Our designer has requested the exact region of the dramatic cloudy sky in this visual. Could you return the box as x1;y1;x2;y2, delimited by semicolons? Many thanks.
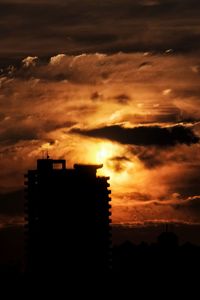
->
1;0;200;229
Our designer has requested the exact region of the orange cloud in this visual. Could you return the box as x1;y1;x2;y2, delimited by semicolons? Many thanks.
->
1;52;200;225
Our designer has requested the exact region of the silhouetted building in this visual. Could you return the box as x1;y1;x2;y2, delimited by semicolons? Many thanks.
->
157;231;179;249
24;159;112;275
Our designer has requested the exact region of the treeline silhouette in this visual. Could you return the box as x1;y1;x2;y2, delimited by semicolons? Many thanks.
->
0;230;200;276
113;231;200;273
1;158;200;278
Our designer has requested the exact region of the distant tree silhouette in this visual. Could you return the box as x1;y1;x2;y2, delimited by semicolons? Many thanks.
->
113;228;200;273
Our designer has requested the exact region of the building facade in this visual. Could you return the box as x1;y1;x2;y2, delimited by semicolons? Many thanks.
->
25;159;112;275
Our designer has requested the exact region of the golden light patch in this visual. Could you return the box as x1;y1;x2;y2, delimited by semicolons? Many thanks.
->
88;141;135;187
96;142;116;164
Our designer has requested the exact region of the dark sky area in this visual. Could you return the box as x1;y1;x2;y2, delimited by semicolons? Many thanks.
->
1;0;200;63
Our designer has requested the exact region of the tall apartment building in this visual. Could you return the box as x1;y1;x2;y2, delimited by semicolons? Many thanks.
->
24;158;112;275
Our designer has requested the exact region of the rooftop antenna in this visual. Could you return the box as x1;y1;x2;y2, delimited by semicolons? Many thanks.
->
46;150;50;159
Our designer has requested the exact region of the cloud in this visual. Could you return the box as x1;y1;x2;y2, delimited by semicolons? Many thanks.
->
115;191;153;202
0;127;38;145
131;144;200;170
0;119;74;146
166;164;200;198
2;51;200;90
1;51;200;225
71;125;199;146
1;0;200;61
118;105;182;124
114;94;130;104
49;54;66;65
71;33;118;46
174;196;200;210
138;61;153;70
113;193;200;224
107;156;132;172
22;56;38;68
132;147;166;169
90;91;103;101
140;0;160;6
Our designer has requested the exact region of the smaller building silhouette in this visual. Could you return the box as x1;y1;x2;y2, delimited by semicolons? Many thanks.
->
24;158;112;275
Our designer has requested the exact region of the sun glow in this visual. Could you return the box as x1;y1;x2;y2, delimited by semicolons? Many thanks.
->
88;141;134;186
96;143;115;164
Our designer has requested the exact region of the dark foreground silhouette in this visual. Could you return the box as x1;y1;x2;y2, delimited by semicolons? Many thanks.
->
1;232;200;278
0;228;200;279
24;159;112;275
113;230;200;274
1;158;200;279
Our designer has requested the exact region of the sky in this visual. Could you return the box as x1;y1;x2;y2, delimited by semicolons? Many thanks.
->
1;0;200;230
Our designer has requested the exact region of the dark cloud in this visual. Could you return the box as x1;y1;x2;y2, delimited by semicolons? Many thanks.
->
0;120;73;146
90;92;103;101
42;120;76;133
106;156;131;172
0;113;6;121
132;147;165;169
71;33;118;46
174;89;200;99
116;191;153;201
0;127;38;145
168;165;200;198
133;144;200;171
1;0;200;61
167;196;200;222
71;125;199;146
174;196;200;210
120;107;182;124
114;94;130;104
